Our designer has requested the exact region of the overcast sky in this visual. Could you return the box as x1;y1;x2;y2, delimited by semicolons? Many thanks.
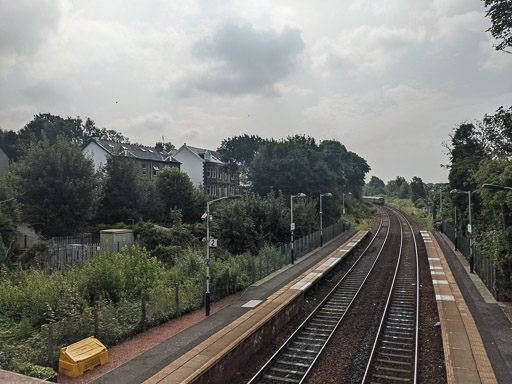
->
1;0;511;183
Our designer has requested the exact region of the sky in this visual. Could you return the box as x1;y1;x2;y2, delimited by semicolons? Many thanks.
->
1;0;511;184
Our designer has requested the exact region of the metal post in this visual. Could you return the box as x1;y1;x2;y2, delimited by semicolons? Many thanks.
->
440;187;443;232
469;191;473;273
454;206;458;251
290;193;305;264
320;195;323;247
291;195;295;264
206;201;211;316
204;194;241;316
319;193;332;247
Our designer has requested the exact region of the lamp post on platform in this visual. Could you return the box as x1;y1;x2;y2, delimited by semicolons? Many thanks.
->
291;193;306;264
319;193;332;247
450;189;472;273
204;194;241;316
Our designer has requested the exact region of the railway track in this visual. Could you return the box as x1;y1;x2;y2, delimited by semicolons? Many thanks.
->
248;210;392;384
362;208;419;384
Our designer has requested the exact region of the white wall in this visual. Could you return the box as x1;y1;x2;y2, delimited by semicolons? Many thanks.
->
83;141;108;171
173;148;203;188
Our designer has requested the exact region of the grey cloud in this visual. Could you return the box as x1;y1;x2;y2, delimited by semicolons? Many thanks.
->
0;0;63;55
180;22;306;96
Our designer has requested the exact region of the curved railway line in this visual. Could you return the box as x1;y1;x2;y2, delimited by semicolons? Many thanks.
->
249;206;421;384
362;208;420;384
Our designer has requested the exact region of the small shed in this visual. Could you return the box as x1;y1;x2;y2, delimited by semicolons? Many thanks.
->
100;229;134;252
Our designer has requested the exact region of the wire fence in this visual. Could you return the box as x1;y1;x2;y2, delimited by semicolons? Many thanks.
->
442;222;497;298
35;221;349;369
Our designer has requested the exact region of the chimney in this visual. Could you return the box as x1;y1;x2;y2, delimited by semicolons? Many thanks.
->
155;142;164;152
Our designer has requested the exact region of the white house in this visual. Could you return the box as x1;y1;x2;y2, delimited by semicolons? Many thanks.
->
173;144;237;196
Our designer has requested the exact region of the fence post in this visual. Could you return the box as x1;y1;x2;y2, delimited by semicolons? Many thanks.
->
175;284;179;314
94;305;99;337
141;293;147;331
48;323;54;365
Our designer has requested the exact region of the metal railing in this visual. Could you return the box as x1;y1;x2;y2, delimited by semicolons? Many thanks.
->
443;222;497;298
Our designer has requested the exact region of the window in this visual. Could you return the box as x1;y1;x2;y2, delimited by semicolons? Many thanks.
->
224;172;228;181
207;168;211;178
212;168;217;179
142;164;147;175
206;185;211;195
153;166;159;176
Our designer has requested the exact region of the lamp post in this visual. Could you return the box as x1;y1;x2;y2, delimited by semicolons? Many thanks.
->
450;189;473;273
204;194;241;316
454;206;458;251
320;193;332;247
482;184;512;191
342;192;351;231
291;193;306;264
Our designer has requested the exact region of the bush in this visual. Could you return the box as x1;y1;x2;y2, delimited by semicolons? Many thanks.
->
9;360;56;380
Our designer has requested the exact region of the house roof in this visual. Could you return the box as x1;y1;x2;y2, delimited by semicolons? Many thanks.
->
86;138;180;163
181;145;223;164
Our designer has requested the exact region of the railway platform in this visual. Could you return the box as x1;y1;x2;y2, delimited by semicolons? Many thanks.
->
427;231;512;384
93;230;367;384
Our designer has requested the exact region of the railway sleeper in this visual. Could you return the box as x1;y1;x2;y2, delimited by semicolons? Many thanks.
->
277;358;310;367
381;345;413;353
296;335;325;342
287;347;317;354
269;367;306;376
263;373;301;383
372;373;412;382
382;339;414;347
380;352;412;360
382;334;414;341
376;358;412;366
375;365;412;374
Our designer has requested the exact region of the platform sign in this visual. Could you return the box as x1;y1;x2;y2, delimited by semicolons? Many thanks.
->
467;224;472;234
205;259;210;267
209;238;218;248
291;223;295;231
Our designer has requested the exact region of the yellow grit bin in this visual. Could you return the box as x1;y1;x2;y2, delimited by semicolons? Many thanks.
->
59;336;108;377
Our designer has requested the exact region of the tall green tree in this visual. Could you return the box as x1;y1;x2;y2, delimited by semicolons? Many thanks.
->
156;167;197;222
410;176;426;202
7;136;97;237
97;155;147;224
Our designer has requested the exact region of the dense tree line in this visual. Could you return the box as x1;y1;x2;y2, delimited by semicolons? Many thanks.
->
443;106;512;297
0;114;372;261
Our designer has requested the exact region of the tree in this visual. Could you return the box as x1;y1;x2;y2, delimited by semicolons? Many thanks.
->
483;0;512;53
218;134;264;184
410;176;426;202
156;167;197;222
365;176;386;195
7;136;97;237
5;114;129;161
97;154;147;224
163;142;176;152
218;134;265;167
386;176;410;199
482;106;512;157
0;178;19;264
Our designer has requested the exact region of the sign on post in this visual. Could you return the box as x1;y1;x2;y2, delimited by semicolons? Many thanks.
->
209;238;218;248
467;224;472;234
290;223;295;231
